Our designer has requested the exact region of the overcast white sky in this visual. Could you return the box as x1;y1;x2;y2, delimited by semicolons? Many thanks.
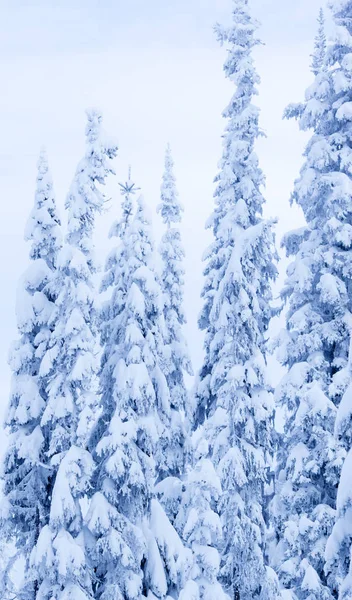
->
0;0;325;438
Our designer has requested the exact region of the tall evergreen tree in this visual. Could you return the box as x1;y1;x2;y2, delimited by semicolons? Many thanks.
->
320;1;352;598
190;1;278;598
0;150;62;599
156;145;193;520
86;194;188;600
29;109;118;600
273;4;352;599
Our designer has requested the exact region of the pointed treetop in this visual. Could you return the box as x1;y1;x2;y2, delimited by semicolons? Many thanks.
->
66;109;118;252
118;165;141;198
157;144;183;227
30;148;53;212
115;167;140;237
37;145;49;171
215;0;261;55
85;107;102;142
310;8;326;75
210;0;265;236
24;147;61;268
85;107;118;160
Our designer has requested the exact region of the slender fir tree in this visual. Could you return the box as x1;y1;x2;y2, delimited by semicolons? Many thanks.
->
155;145;193;522
311;8;326;76
29;109;118;600
89;168;140;454
273;4;351;599
86;194;188;599
189;1;279;598
0;150;62;600
320;1;352;598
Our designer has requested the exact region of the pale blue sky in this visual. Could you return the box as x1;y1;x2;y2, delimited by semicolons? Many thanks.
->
0;0;324;436
0;0;323;54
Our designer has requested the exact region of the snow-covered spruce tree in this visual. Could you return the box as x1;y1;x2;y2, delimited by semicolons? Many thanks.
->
272;6;352;600
155;145;193;519
189;1;279;598
320;2;352;598
100;170;139;406
89;169;139;454
0;149;62;600
86;195;188;600
28;109;118;600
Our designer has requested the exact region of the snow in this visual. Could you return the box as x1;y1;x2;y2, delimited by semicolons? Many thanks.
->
145;527;168;598
337;101;352;120
53;529;86;578
16;425;44;463
318;272;346;305
301;560;321;591
335;382;352;439
50;446;94;526
180;580;200;600
190;3;278;597
325;507;352;564
336;449;352;513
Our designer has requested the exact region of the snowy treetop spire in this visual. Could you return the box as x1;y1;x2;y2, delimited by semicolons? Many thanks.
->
194;1;278;597
118;165;140;198
310;8;326;75
157;144;184;227
25;148;61;269
66;109;118;256
211;0;265;241
215;0;261;86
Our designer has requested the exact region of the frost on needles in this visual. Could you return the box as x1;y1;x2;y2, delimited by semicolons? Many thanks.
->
87;190;190;599
156;145;193;519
